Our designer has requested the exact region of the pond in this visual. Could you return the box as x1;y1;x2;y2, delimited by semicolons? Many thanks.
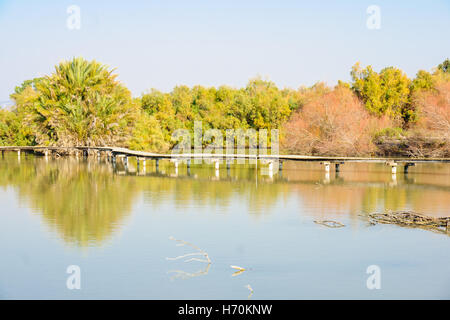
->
0;153;449;299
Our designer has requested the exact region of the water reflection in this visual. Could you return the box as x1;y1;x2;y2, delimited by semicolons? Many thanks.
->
0;154;449;247
0;155;138;246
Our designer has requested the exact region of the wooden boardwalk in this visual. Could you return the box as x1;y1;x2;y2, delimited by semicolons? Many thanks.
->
1;145;449;161
1;145;449;173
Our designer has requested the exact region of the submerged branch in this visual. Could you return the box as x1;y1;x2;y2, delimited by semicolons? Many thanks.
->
167;236;212;264
367;210;450;235
314;220;346;228
166;237;212;280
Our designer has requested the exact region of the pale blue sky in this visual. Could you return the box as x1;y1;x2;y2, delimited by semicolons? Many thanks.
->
0;0;449;101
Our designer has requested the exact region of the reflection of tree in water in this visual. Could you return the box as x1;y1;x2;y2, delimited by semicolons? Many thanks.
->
139;167;290;214
0;156;448;245
360;186;450;218
0;156;139;246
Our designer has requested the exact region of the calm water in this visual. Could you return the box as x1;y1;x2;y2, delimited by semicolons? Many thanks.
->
0;153;449;299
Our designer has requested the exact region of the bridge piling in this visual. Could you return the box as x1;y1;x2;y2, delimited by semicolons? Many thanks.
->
268;161;273;172
1;147;449;177
404;162;415;174
387;162;398;174
213;159;220;170
321;161;331;172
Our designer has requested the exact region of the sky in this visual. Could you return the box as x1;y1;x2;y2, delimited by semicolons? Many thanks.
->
0;0;449;102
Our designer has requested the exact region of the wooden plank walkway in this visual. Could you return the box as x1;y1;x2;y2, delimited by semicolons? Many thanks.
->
0;146;449;163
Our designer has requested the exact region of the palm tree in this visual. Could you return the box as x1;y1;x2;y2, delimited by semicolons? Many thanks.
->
13;57;139;147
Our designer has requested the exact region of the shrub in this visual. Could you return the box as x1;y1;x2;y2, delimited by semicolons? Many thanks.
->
406;78;450;157
282;86;393;156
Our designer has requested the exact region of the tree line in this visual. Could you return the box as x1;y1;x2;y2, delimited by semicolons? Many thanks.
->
0;57;448;156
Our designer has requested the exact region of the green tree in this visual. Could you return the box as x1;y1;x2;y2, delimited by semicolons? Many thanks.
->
437;58;450;73
245;78;291;130
0;109;35;146
128;112;169;152
11;57;140;147
140;89;182;142
351;63;410;121
411;70;434;92
13;77;43;95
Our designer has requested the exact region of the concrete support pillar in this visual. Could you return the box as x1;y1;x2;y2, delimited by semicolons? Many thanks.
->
214;159;220;170
171;159;179;176
44;150;49;161
404;162;415;174
268;161;274;172
335;163;340;172
279;160;283;171
187;159;191;169
324;172;330;184
1;150;4;159
321;161;330;172
17;150;21;159
155;159;159;172
112;154;117;171
142;159;146;173
387;162;398;174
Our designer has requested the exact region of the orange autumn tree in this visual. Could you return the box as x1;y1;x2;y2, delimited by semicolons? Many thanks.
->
282;86;392;156
408;75;450;157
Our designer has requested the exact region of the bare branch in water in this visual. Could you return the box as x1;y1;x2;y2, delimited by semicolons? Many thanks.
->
367;211;450;235
314;220;346;228
245;284;254;299
167;236;212;264
166;236;212;280
231;265;246;277
167;264;211;281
